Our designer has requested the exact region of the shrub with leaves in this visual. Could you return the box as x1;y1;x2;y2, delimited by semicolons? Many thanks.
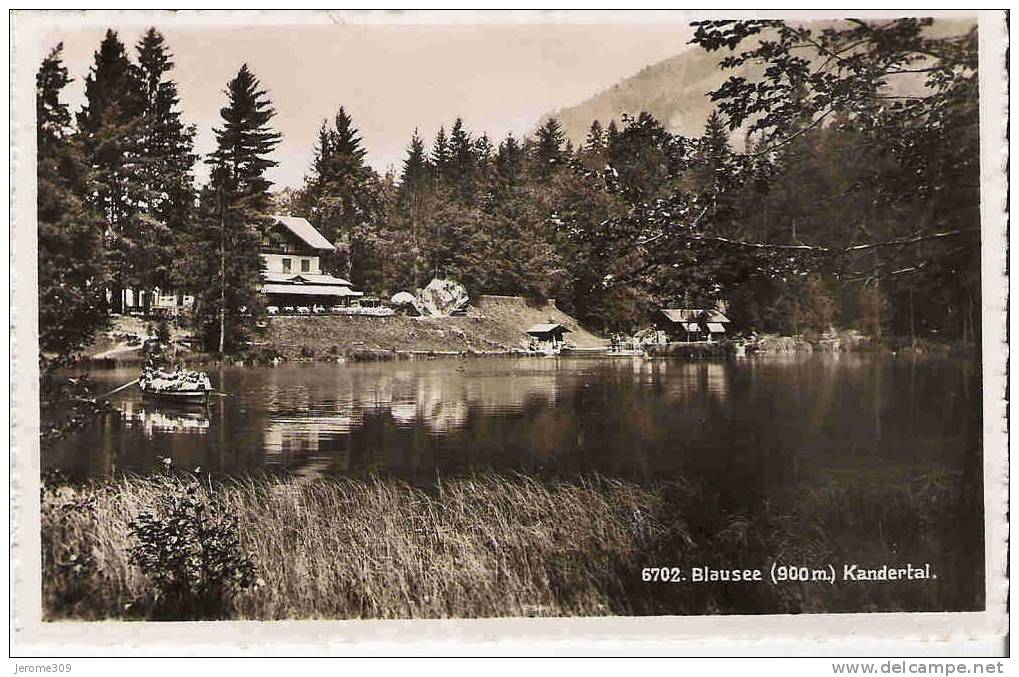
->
128;480;258;618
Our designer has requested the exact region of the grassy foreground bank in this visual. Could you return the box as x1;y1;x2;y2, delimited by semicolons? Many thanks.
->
42;471;978;620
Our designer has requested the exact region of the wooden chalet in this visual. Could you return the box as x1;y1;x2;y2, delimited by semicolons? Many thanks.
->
260;215;363;311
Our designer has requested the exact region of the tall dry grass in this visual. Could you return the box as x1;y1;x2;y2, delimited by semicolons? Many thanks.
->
42;470;978;620
43;474;669;619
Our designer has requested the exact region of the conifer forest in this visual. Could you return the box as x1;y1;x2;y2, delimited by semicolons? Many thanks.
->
37;19;981;363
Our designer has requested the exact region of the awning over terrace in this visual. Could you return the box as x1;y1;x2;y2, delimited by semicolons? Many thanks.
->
260;284;363;297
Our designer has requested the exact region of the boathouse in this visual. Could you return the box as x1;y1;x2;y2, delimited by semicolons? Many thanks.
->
259;215;364;311
525;322;571;353
658;309;730;342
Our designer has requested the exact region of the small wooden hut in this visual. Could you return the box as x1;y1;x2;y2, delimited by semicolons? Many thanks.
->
525;323;571;354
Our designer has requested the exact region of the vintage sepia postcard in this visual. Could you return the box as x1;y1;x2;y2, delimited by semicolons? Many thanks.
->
9;9;1008;657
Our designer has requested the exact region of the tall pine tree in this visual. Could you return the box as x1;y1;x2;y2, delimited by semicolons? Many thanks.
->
385;129;432;288
447;117;476;195
197;63;282;353
693;110;740;233
430;125;450;180
134;28;197;292
37;44;108;365
399;129;430;197
494;134;525;187
534;117;566;176
76;29;149;309
295;107;380;285
585;120;605;152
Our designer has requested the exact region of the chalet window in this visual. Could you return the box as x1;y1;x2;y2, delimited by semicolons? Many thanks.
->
301;259;311;273
282;258;292;273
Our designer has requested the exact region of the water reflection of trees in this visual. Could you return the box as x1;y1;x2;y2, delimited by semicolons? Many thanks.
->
50;358;979;503
53;355;985;611
46;397;217;479
260;363;564;474
257;359;740;481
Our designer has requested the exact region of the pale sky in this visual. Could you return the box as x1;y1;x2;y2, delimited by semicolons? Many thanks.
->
41;14;697;189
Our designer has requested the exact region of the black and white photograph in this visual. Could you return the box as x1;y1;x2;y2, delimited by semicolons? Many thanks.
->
10;8;1008;656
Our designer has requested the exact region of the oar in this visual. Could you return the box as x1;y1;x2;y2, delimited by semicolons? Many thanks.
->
95;378;139;401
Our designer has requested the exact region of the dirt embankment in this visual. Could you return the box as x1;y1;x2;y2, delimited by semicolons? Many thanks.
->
473;295;606;349
261;295;606;360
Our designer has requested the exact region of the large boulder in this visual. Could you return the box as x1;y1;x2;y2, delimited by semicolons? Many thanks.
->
416;278;469;317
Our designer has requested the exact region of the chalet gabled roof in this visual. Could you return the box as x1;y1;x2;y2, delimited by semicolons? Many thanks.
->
706;310;730;323
270;215;335;251
659;309;701;323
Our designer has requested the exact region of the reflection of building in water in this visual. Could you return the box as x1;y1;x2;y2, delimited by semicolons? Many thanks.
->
260;362;565;474
264;415;358;452
416;391;469;433
390;401;417;425
376;368;557;431
119;400;209;438
705;363;727;403
653;361;729;405
263;415;359;476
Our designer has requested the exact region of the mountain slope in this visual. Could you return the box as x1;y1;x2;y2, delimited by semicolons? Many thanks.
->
546;45;744;145
545;18;976;146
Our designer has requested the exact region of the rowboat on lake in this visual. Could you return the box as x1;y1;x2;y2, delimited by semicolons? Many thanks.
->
138;367;213;405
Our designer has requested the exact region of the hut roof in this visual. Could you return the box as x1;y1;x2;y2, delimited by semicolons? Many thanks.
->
526;323;571;336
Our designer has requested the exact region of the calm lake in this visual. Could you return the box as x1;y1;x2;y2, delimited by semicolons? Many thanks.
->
47;354;981;506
